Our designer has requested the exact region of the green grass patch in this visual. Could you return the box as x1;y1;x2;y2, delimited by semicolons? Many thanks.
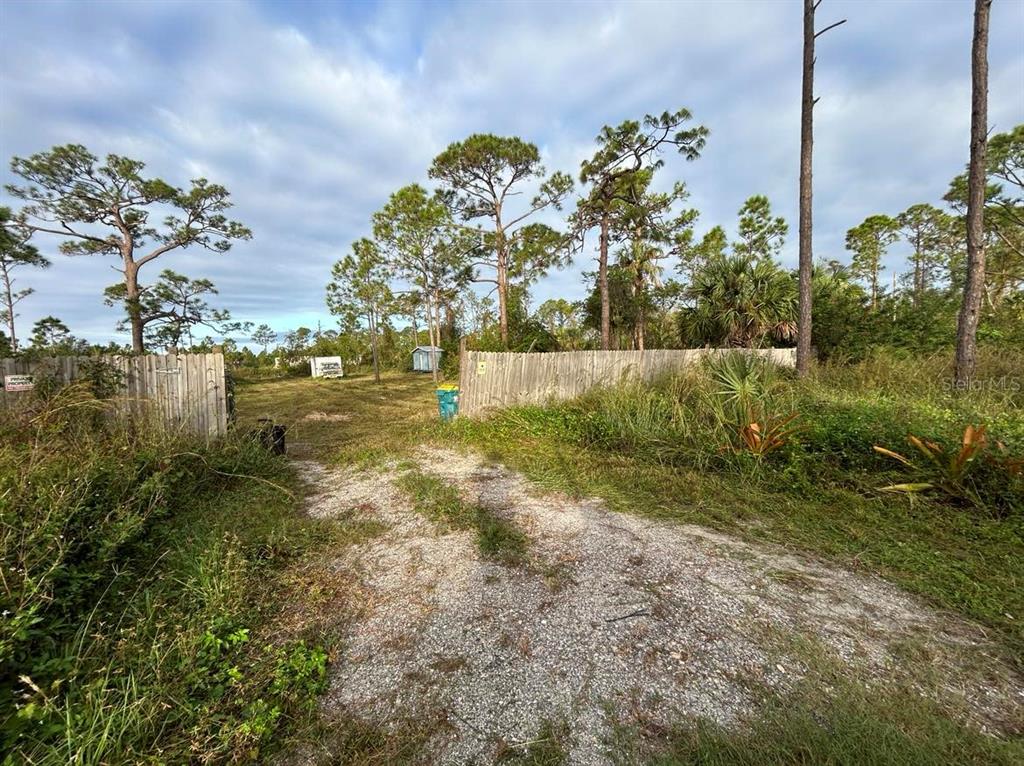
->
234;371;438;462
498;718;570;765
614;689;1023;765
396;468;528;566
304;710;439;765
611;640;1024;766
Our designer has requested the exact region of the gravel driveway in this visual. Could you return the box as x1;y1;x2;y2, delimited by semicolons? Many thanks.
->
296;446;1023;764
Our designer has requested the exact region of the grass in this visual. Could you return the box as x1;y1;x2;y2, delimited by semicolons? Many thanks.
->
497;719;570;764
396;467;528;566
443;420;1024;658
613;683;1024;765
216;358;1022;763
611;627;1024;765
600;611;1020;766
234;370;439;462
1;384;388;763
300;710;441;765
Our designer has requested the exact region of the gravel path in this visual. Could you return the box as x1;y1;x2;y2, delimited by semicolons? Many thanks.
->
297;447;1023;764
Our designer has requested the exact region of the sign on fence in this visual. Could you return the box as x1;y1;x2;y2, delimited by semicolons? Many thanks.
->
311;356;344;378
0;353;228;437
3;374;34;392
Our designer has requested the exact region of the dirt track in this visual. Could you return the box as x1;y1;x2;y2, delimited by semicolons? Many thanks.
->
297;446;1023;764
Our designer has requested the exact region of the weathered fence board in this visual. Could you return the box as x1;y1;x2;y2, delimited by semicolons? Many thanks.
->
457;348;796;417
0;353;229;437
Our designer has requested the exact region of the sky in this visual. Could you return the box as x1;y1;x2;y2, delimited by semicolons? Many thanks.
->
1;0;1022;347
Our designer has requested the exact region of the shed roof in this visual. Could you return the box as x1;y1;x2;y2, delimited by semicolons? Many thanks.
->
412;346;444;352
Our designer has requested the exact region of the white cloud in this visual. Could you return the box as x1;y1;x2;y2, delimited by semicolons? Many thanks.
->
0;0;1021;344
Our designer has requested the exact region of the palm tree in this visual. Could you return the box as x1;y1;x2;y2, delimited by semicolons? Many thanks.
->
679;255;797;347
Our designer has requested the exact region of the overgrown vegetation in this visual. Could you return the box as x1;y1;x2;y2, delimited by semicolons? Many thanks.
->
0;383;378;763
439;350;1024;661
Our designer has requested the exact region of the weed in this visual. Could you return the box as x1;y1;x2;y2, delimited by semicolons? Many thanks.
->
610;626;1023;765
0;381;382;763
497;718;570;765
396;468;528;566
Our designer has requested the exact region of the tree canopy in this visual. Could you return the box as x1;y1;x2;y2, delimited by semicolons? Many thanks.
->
430;133;573;346
0;205;50;352
6;144;250;352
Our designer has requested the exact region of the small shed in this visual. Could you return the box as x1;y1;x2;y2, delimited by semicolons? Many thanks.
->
412;346;443;373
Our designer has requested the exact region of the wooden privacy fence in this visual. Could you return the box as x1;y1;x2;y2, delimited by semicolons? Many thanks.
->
457;348;796;417
0;353;229;437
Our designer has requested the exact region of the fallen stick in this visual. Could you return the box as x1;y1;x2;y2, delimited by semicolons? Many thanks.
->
605;608;649;623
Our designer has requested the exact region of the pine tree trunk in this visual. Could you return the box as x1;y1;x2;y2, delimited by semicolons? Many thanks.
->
599;214;610;350
369;309;381;384
430;289;442;384
796;0;815;377
125;262;145;353
913;249;922;306
2;267;17;352
422;271;439;385
426;306;438;385
955;0;991;387
496;224;509;348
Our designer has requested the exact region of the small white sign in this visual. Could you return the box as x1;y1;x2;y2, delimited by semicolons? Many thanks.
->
4;374;34;392
310;356;344;378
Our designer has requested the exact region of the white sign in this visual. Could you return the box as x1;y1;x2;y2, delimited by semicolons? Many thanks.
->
4;374;34;392
310;356;344;378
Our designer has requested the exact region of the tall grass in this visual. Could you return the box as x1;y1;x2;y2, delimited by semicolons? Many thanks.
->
0;383;344;763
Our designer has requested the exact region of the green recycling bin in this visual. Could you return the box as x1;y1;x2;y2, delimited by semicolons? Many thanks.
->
436;384;459;421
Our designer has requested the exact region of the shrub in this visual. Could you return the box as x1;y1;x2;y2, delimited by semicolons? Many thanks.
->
473;350;1022;499
0;383;320;763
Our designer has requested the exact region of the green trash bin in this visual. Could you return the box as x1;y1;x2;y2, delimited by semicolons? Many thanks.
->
436;384;459;421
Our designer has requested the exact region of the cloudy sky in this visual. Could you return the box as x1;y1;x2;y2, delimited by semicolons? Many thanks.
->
1;0;1022;345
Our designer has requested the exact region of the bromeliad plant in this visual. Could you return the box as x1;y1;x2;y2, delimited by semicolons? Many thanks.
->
874;425;1023;513
737;410;803;458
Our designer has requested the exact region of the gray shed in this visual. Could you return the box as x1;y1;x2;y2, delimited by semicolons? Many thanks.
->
412;345;443;372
